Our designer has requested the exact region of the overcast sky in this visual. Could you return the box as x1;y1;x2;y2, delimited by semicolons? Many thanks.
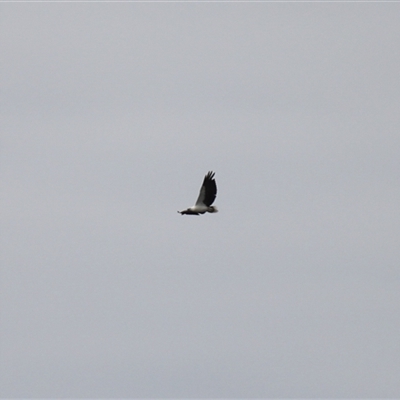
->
1;2;400;398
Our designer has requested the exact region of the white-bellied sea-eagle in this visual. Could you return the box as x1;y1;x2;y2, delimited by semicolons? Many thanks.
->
178;171;218;215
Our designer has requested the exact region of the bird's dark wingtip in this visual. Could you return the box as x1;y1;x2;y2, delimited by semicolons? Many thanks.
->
206;171;215;180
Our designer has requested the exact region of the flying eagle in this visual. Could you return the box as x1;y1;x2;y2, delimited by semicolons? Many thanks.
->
178;171;218;215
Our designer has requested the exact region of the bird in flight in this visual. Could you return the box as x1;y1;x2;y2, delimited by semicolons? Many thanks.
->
178;171;218;215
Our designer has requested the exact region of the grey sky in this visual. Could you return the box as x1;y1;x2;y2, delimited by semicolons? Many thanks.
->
1;3;400;398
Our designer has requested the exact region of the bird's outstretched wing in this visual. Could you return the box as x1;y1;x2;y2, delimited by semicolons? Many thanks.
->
195;171;217;207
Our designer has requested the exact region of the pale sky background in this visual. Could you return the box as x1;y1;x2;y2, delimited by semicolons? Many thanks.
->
1;2;400;398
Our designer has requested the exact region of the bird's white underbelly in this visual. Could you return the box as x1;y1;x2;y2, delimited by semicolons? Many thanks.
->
191;204;208;212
